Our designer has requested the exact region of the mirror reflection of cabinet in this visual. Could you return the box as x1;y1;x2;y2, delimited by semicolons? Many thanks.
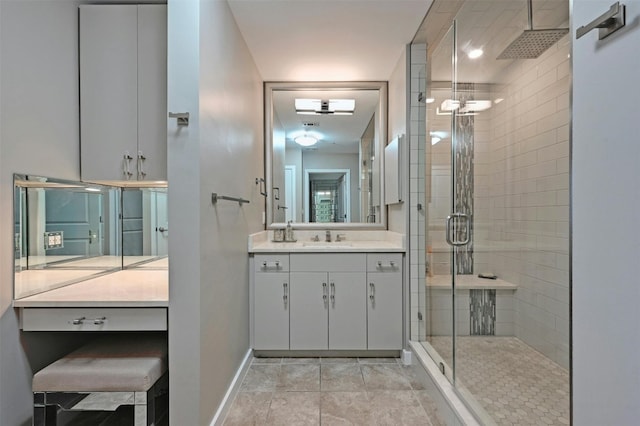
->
13;175;168;300
265;82;387;228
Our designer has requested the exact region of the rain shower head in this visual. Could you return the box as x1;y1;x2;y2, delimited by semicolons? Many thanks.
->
497;0;568;60
497;28;569;59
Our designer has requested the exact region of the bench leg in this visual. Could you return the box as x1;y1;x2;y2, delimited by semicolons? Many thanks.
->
33;405;56;426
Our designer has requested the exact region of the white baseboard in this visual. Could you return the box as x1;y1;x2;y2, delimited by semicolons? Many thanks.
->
210;348;253;426
402;348;412;365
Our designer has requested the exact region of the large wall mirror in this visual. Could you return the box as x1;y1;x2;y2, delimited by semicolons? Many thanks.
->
265;82;387;229
14;174;168;299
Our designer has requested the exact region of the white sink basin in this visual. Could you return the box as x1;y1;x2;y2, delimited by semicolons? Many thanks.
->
301;242;353;248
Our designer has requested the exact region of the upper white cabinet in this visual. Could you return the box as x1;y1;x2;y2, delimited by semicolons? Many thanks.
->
79;5;167;182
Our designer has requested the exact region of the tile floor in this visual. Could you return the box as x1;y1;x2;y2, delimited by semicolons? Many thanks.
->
428;336;570;426
222;357;446;426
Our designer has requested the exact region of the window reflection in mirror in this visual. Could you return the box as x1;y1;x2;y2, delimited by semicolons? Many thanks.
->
13;175;167;299
265;82;387;229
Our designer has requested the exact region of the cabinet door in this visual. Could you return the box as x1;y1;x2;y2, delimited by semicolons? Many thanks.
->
80;5;138;182
290;272;328;350
367;272;403;349
328;272;367;350
254;272;289;350
137;5;167;181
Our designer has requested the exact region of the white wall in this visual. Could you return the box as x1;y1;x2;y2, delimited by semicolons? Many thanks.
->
572;0;640;423
388;47;408;234
167;0;263;424
0;1;87;424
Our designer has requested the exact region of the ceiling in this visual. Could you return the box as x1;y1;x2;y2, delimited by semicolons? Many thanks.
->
273;89;379;154
418;0;569;83
227;0;434;81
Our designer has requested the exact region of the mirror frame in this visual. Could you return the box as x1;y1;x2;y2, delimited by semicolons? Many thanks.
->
265;81;388;230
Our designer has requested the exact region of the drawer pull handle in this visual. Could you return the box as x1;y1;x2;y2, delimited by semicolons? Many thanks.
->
376;260;397;269
72;317;85;325
283;283;288;302
93;317;106;325
262;260;281;269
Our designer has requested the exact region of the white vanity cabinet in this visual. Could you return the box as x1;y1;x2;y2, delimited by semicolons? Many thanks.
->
251;249;404;352
366;253;403;349
253;255;290;350
289;254;367;350
79;4;167;182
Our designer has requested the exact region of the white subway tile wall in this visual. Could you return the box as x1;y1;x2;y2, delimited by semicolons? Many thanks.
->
486;34;570;368
409;43;427;341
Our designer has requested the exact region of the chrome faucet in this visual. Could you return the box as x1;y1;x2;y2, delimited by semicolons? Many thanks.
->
325;230;331;242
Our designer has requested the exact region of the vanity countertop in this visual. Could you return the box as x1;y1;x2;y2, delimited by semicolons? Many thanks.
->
14;269;168;308
248;230;405;253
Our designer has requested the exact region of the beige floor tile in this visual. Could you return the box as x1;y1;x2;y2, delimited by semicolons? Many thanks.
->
320;364;366;391
222;391;272;426
277;364;320;391
252;356;282;364
320;391;374;425
266;391;320;425
361;364;412;390
368;390;431;426
241;365;280;392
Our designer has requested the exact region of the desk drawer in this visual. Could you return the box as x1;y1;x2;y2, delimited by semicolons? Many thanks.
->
21;308;167;331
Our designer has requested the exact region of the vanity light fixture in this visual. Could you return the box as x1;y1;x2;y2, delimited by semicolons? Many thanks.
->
294;134;319;147
295;98;355;115
439;99;492;115
468;48;484;59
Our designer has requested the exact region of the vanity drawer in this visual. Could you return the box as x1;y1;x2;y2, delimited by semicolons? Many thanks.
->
290;253;366;272
367;253;402;272
20;308;167;331
255;254;290;272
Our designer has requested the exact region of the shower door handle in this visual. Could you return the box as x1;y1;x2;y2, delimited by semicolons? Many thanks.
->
445;213;470;246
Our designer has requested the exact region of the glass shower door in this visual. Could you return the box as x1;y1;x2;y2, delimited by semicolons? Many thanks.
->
423;21;458;383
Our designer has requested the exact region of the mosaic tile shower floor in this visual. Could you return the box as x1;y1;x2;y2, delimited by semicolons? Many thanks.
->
427;336;570;425
222;357;445;426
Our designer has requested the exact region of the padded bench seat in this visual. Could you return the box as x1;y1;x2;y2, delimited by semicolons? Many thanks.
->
32;334;168;426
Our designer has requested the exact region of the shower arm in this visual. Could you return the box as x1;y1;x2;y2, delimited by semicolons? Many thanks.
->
526;0;533;30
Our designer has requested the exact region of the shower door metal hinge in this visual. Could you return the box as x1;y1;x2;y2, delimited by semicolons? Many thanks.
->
417;312;423;321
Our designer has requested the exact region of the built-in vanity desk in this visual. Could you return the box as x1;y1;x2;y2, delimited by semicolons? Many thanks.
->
249;231;405;354
13;175;169;332
15;260;168;331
